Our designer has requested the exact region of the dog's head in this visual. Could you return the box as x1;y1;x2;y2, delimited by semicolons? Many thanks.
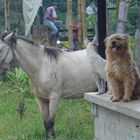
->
105;33;129;54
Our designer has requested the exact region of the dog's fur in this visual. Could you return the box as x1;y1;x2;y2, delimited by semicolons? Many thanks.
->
105;33;140;102
85;37;107;94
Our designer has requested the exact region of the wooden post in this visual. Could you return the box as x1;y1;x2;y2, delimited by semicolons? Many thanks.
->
78;0;82;45
93;0;98;37
4;0;10;30
117;0;130;33
67;0;74;50
135;1;140;70
116;0;121;17
81;0;87;40
97;0;106;59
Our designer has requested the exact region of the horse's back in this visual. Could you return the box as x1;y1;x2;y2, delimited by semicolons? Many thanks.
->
57;50;97;96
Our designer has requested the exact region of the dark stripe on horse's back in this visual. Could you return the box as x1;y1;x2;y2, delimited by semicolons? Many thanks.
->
44;47;63;61
17;36;37;45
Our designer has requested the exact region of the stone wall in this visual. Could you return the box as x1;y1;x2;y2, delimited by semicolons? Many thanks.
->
84;92;140;140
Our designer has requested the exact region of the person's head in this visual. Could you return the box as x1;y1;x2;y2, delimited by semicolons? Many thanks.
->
52;2;59;10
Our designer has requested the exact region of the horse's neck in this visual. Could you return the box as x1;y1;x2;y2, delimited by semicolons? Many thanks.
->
14;40;42;77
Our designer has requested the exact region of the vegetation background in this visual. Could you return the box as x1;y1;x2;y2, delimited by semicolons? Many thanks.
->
0;0;138;36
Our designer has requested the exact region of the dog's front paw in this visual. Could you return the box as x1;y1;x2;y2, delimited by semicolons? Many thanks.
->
123;97;131;102
111;96;120;102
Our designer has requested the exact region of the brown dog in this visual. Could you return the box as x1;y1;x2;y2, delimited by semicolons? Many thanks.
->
105;33;140;102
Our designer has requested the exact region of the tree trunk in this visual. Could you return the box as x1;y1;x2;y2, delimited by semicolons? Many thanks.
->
67;0;74;50
81;0;87;40
135;2;140;70
77;0;82;45
117;0;130;33
116;0;121;17
93;0;98;39
4;0;10;30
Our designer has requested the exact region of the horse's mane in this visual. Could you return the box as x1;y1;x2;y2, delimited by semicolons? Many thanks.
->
2;32;63;61
17;36;38;46
44;47;63;61
17;36;63;61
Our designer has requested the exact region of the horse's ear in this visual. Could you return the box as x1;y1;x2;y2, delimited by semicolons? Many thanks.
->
1;31;9;40
2;31;17;45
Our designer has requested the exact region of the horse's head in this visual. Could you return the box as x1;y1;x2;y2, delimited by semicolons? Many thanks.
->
0;32;15;70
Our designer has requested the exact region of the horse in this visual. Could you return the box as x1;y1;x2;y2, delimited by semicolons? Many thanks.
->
0;32;104;139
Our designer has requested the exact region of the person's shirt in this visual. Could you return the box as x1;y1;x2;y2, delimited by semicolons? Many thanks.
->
44;6;57;21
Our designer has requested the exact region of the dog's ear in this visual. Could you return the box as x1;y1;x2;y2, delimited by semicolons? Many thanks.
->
122;34;129;41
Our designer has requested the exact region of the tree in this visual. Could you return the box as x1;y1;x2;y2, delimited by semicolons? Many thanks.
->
135;1;140;70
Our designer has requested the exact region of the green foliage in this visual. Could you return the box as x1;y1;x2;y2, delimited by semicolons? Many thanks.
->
0;0;138;36
6;67;32;100
126;0;138;35
87;14;95;28
7;67;28;87
129;36;136;59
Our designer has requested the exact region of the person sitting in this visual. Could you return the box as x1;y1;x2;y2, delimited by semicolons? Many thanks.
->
43;2;62;45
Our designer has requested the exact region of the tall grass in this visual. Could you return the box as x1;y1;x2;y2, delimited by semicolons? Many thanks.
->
0;68;94;140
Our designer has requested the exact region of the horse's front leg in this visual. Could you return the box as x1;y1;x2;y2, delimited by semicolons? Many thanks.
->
37;94;60;139
36;98;50;139
46;95;60;138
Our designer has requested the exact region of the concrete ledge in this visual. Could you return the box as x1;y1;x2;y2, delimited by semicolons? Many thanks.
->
84;92;140;120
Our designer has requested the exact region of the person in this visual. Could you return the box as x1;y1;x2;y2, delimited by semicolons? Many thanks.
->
43;2;62;45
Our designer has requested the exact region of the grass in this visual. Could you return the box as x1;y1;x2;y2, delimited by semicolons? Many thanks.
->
0;80;94;140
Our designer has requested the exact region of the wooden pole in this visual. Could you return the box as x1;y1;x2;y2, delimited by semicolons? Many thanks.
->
77;0;82;45
135;1;140;70
116;0;121;17
67;0;74;50
117;0;130;33
97;0;106;59
81;0;87;40
4;0;10;30
93;0;98;38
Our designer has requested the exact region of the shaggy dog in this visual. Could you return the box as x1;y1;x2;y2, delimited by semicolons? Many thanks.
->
85;37;107;94
105;33;140;102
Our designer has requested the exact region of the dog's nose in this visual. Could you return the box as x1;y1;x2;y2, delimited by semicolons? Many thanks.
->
112;41;116;45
